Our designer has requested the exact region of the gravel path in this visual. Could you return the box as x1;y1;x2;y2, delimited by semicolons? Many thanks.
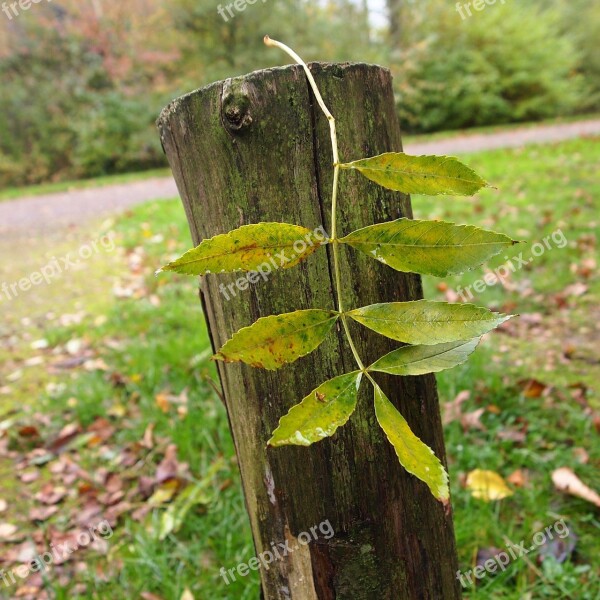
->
405;118;600;155
0;177;178;240
2;119;599;237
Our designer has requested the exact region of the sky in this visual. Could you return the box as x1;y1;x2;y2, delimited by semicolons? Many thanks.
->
365;0;388;27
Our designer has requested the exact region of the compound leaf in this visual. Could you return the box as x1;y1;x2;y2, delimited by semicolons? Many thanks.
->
374;384;449;501
214;309;339;370
369;338;480;376
158;222;326;275
339;218;518;277
268;371;362;447
340;152;488;196
347;300;511;345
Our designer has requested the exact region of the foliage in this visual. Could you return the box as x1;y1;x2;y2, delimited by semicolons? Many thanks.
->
392;1;587;132
160;39;517;502
551;0;600;110
0;0;598;186
170;0;371;87
0;1;174;186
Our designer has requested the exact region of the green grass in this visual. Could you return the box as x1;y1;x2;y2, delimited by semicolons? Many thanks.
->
3;137;598;599
0;168;171;202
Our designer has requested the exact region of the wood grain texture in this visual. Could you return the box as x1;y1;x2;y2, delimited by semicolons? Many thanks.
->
157;62;461;600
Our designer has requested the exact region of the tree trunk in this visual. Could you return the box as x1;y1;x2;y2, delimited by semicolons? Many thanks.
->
157;62;461;599
387;0;403;47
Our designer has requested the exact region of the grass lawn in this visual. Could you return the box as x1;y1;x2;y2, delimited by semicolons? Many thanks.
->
0;137;598;599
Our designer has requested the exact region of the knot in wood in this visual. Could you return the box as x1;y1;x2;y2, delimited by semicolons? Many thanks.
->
222;87;253;132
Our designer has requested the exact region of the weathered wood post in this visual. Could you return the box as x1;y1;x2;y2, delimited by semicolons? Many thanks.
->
157;62;461;599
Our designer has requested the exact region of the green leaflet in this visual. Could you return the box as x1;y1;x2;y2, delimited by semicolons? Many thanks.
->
214;309;339;370
374;385;449;501
340;152;489;196
347;300;511;345
339;218;518;277
369;338;480;376
268;371;362;447
157;222;326;275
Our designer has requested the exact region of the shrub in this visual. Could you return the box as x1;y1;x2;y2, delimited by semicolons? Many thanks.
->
393;2;586;132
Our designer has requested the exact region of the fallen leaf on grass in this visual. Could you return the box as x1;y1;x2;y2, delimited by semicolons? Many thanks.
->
131;504;152;523
517;379;548;398
506;469;530;488
107;402;127;418
74;501;103;527
461;408;486;432
155;392;170;413
0;523;18;540
572;447;589;464
47;423;81;452
103;501;132;526
7;370;23;382
18;425;40;438
14;584;42;599
155;444;188;484
181;589;194;600
443;390;470;426
19;470;39;484
496;428;527;443
35;484;67;505
0;499;6;513
141;423;155;449
569;383;589;408
148;480;180;506
97;490;125;507
563;282;588;297
86;417;115;445
552;467;600;507
537;529;577;564
466;469;514;501
29;506;59;522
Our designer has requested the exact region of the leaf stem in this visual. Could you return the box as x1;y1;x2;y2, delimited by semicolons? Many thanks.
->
265;36;375;382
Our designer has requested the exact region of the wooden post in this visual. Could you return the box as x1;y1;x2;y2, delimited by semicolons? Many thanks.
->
157;62;461;599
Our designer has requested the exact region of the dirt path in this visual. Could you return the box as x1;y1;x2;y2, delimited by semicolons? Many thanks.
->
1;119;599;237
0;177;178;240
406;118;600;155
